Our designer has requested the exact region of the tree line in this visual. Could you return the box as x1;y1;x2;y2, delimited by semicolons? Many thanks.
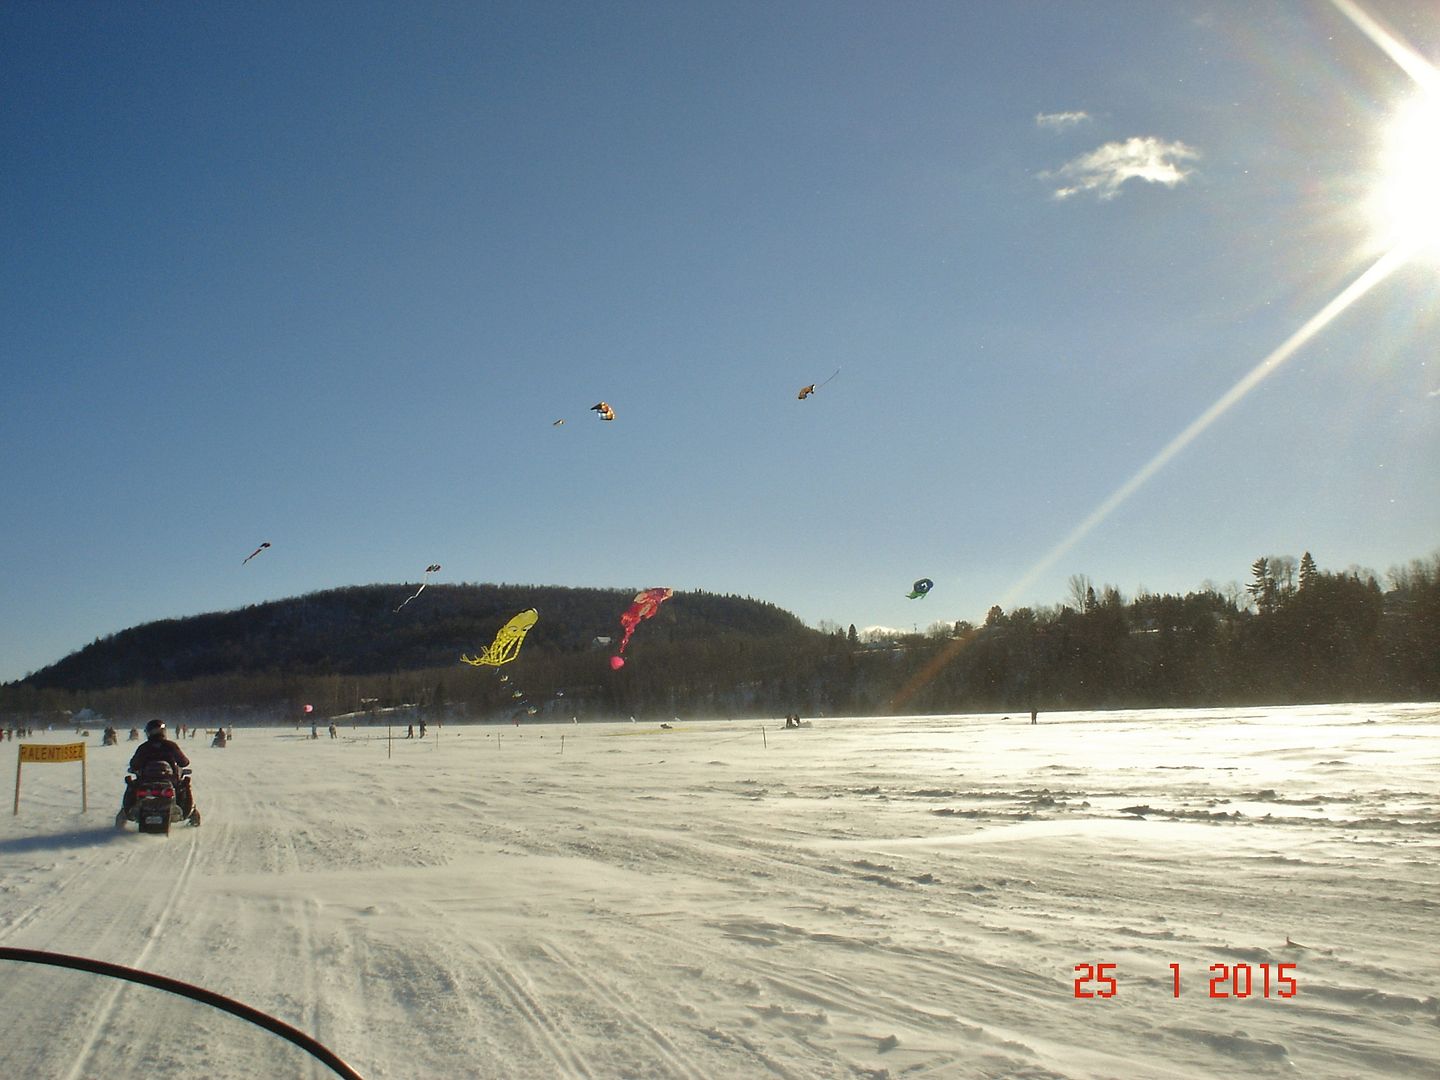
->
875;549;1439;713
3;550;1436;725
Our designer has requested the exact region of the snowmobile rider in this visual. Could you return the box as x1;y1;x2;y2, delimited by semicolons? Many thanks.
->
119;720;200;825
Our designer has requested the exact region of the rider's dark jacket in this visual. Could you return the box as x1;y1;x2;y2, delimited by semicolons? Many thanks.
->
129;738;191;776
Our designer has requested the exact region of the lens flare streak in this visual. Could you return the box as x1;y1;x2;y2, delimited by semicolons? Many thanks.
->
1329;0;1440;95
999;245;1412;611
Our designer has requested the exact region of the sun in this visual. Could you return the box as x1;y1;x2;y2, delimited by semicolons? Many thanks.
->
1327;0;1440;263
1370;93;1440;262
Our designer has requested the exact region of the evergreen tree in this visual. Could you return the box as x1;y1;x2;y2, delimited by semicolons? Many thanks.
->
1299;551;1318;591
1248;557;1278;615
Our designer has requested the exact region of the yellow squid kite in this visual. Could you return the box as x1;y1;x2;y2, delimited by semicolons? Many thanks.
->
460;609;539;667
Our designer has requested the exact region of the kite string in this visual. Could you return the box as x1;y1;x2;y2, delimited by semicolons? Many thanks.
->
394;565;442;613
394;584;427;613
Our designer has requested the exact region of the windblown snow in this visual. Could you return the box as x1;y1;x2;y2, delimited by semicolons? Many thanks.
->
2;704;1436;1079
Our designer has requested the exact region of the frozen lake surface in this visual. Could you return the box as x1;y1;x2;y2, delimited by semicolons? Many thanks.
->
2;703;1437;1078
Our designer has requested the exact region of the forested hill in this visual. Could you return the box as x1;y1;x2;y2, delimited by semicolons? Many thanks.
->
16;584;816;692
9;550;1437;722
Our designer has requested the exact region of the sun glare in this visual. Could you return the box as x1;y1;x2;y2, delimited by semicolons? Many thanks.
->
1372;94;1440;261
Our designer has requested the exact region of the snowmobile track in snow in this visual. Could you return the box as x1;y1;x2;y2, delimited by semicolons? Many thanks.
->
61;834;200;1080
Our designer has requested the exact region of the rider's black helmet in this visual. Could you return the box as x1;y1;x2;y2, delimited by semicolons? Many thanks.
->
144;719;166;740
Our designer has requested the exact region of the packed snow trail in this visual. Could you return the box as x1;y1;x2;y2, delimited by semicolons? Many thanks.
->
2;706;1437;1078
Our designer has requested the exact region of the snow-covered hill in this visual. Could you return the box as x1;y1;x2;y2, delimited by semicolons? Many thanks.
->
2;704;1436;1078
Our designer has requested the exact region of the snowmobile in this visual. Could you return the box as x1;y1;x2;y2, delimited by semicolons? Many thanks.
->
116;761;199;834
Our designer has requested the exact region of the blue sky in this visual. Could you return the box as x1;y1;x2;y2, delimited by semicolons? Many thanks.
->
3;1;1437;684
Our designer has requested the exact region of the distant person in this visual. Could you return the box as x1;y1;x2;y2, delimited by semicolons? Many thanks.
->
419;719;427;738
328;722;337;739
212;726;228;748
128;727;140;741
406;723;415;739
1030;709;1038;725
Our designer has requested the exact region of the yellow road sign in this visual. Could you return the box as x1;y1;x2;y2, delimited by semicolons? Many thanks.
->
19;743;87;764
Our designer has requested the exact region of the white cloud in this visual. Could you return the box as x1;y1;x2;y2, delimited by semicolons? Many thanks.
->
1044;136;1200;200
1035;110;1091;131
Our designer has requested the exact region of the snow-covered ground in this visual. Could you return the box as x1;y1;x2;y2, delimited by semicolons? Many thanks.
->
1;703;1437;1079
